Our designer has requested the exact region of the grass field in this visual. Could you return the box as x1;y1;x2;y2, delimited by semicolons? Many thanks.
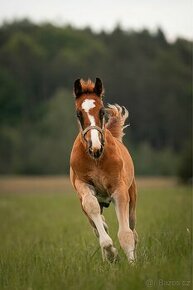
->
0;177;192;290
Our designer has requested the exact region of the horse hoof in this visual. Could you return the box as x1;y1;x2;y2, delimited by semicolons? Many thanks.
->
102;245;119;263
128;258;135;266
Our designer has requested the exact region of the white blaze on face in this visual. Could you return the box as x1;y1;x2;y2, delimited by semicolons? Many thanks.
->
81;99;101;149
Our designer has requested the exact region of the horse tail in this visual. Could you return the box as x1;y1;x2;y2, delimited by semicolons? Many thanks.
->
106;104;129;142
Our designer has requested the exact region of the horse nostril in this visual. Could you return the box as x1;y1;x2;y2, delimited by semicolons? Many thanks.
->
88;140;92;149
94;150;101;158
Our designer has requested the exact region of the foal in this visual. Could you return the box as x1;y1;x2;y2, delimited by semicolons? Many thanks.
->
70;78;138;263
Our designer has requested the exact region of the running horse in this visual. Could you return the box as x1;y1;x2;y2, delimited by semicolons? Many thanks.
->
70;78;138;263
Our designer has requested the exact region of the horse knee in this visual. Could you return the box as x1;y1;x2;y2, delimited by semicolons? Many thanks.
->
82;193;100;217
118;228;134;247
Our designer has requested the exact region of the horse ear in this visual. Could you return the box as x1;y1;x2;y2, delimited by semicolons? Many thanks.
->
94;77;103;97
74;79;82;98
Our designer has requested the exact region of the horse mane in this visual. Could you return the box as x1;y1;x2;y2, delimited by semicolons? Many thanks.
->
78;79;104;95
106;104;129;142
79;79;95;93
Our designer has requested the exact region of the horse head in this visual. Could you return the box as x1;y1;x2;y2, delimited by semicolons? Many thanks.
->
74;78;105;159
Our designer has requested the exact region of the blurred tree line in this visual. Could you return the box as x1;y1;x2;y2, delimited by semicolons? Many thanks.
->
0;20;192;180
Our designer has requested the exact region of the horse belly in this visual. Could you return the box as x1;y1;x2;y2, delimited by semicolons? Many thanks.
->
95;192;112;206
92;181;112;208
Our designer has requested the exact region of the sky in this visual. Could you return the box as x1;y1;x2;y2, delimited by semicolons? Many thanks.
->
0;0;192;41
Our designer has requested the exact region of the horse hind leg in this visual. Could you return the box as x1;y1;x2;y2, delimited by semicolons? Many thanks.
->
129;180;138;251
101;214;109;233
99;203;109;234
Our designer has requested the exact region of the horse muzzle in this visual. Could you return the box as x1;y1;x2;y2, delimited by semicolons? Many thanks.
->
82;125;105;159
89;145;104;159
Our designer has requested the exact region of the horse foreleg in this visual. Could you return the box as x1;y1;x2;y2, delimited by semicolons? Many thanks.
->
113;191;135;263
81;204;109;238
76;181;118;262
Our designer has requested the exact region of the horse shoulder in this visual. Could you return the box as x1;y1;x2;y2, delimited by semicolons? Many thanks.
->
70;135;84;168
110;138;135;186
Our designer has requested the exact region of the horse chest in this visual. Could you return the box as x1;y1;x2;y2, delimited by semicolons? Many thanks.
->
88;176;113;207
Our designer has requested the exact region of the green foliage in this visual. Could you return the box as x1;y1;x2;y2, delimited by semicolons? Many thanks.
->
0;69;24;125
0;20;192;175
132;143;179;176
22;89;77;174
14;89;76;174
0;127;21;173
177;141;192;184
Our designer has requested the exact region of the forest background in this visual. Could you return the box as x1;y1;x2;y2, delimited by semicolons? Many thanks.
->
0;20;192;181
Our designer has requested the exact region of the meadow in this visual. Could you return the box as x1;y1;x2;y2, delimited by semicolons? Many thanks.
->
0;177;192;290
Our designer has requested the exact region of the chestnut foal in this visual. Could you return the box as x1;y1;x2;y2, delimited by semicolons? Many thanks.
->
70;78;138;263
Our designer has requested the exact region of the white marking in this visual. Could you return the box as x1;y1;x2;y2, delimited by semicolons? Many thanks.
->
82;99;95;112
91;214;113;248
81;99;101;149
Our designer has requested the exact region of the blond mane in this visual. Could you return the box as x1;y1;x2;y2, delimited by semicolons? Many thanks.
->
106;104;129;142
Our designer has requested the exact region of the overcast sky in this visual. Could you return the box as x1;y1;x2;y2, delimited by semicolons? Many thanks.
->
0;0;192;41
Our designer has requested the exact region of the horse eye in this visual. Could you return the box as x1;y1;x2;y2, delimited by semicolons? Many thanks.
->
76;110;82;119
99;108;105;118
76;110;84;128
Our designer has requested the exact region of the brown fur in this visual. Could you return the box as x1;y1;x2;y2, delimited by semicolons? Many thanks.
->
70;78;137;263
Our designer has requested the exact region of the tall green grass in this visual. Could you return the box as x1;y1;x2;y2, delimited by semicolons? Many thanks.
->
0;185;192;290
